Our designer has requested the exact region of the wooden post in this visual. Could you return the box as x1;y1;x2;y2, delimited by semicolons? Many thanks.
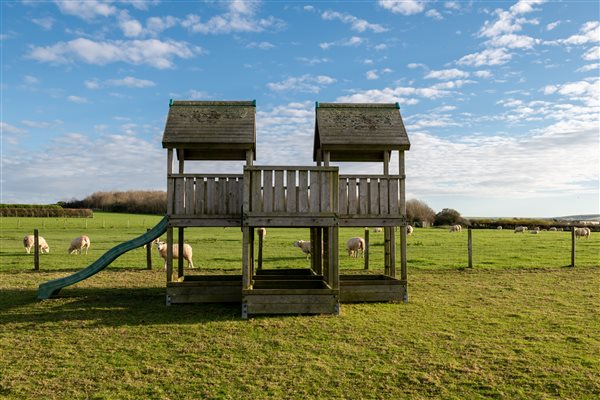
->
166;227;173;283
364;228;369;270
257;228;264;271
329;226;339;290
384;227;391;276
250;227;255;278
399;151;408;302
146;229;152;270
390;226;396;278
33;229;40;271
178;227;184;278
242;227;251;290
323;151;330;167
468;227;473;268
323;228;330;284
246;150;253;167
316;228;323;275
383;151;390;176
571;227;576;268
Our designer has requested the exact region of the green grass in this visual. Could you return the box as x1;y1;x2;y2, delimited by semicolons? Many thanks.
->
1;213;599;399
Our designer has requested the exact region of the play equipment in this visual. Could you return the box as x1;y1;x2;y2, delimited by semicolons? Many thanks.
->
37;216;168;299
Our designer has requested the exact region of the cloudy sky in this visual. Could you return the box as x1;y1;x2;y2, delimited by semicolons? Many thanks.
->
1;0;598;217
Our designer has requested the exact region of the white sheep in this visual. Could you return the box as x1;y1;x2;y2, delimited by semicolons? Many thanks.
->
514;226;528;233
574;227;591;240
449;224;462;232
68;235;90;255
155;240;195;269
549;227;558;231
293;240;311;259
373;227;383;233
530;230;540;234
407;225;414;235
257;227;267;238
346;237;365;258
497;226;503;230
23;235;49;254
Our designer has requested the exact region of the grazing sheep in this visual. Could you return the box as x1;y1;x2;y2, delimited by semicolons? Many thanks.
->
293;240;311;259
574;227;591;240
346;237;366;258
155;240;195;269
533;226;541;232
449;224;462;232
514;226;528;233
549;227;558;231
257;227;267;238
497;226;503;230
530;230;540;234
68;235;91;255
407;225;414;235
23;235;50;254
557;228;564;231
373;227;383;233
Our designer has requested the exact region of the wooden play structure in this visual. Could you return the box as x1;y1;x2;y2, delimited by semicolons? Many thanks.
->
161;100;410;318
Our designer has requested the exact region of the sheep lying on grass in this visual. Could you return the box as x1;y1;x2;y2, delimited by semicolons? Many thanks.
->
154;240;195;269
23;235;50;254
346;237;365;258
293;240;311;259
68;235;90;255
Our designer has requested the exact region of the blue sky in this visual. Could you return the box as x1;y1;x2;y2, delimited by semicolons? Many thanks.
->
1;0;599;217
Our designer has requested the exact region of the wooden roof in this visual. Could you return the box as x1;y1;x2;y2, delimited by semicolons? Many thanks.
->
162;100;256;161
314;103;410;162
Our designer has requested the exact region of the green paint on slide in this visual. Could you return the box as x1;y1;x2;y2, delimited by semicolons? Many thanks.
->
37;216;169;299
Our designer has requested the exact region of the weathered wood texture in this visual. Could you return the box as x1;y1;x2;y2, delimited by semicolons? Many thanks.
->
168;174;243;217
338;175;402;217
167;276;243;304
314;103;410;162
162;100;256;161
340;275;404;303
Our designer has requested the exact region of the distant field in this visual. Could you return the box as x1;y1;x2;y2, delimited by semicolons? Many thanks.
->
1;213;598;398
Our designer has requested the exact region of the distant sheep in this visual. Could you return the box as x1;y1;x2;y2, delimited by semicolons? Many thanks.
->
23;235;49;254
549;227;557;231
293;240;311;259
68;235;90;255
257;227;267;238
574;227;591;240
407;225;414;235
346;237;365;258
497;226;503;230
530;230;540;235
449;224;462;232
373;227;383;233
514;226;528;233
155;240;195;269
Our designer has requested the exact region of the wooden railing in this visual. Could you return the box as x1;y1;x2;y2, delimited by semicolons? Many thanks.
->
168;174;244;216
244;166;339;215
338;175;402;216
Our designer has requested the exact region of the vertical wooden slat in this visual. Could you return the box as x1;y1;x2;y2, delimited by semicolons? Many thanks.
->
178;228;184;277
243;171;251;214
310;228;317;273
242;227;251;290
348;178;358;214
298;170;309;212
390;226;396;277
571;227;576;267
274;170;285;212
309;170;320;212
389;178;399;214
339;178;348;214
380;178;389;215
167;177;174;214
195;177;205;215
384;227;390;276
206;178;216;214
330;227;339;290
175;178;185;214
263;170;273;212
166;227;173;283
33;229;40;271
257;228;264;270
251;170;262;212
185;177;195;215
322;228;329;284
237;177;244;215
217;178;227;214
383;150;390;176
286;170;297;213
370;179;379;215
146;228;152;270
359;179;369;215
227;178;235;214
321;171;331;212
364;228;369;270
399;151;406;217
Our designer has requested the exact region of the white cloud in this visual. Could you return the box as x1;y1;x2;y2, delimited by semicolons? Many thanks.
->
297;57;331;66
67;95;88;104
457;48;512;66
407;63;426;69
1;121;27;135
118;11;144;37
267;75;336;93
336;85;451;104
425;9;443;21
424;68;469;80
1;122;27;145
246;41;275;50
320;36;365;50
543;78;600;107
31;17;54;30
321;11;388;33
546;20;561;31
378;0;427;16
366;70;379;80
576;63;599;73
582;46;600;61
21;119;63;129
182;2;285;34
146;16;179;35
28;38;201;69
53;0;116;21
552;21;600;46
444;1;460;11
24;75;39;84
474;70;493;79
487;33;539;49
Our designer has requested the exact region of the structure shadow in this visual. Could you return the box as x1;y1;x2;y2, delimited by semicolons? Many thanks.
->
0;288;240;327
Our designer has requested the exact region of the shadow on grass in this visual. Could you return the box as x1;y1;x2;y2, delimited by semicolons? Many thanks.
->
0;287;241;326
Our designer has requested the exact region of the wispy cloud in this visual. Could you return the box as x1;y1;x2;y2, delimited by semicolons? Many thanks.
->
457;48;512;67
53;0;116;21
321;10;388;33
296;57;331;66
267;75;336;93
246;41;275;50
378;0;427;16
320;36;364;50
67;95;88;104
31;17;55;30
85;76;156;89
424;68;469;80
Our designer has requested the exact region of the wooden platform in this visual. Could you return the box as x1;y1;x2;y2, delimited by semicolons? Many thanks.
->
166;275;242;304
340;274;406;303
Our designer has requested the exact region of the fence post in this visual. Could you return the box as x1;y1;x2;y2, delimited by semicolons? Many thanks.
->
571;227;575;268
258;228;264;270
364;228;369;270
146;229;152;270
468;227;473;268
33;229;40;271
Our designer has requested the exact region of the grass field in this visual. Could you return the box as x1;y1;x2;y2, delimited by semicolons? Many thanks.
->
1;213;599;399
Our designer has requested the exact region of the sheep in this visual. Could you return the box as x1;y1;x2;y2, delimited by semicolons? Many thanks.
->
155;240;195;269
549;227;558;231
449;224;462;232
23;235;49;254
407;225;414;235
68;235;91;255
257;227;267;238
373;227;383;233
514;226;528;233
293;240;311;259
497;226;503;230
346;237;366;258
530;230;540;234
574;227;591;240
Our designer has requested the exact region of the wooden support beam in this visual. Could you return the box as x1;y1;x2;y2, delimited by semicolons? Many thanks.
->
330;227;339;290
146;228;152;270
468;227;473;269
250;227;255;278
257;228;264;271
571;227;576;268
364;228;369;270
33;229;40;271
390;226;396;278
246;150;253;167
384;227;390;276
242;227;251;290
166;227;173;283
324;151;330;167
178;227;184;277
383;151;390;176
323;228;329;283
316;228;323;275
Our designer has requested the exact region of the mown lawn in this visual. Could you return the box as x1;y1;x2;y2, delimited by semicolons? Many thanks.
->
1;213;599;399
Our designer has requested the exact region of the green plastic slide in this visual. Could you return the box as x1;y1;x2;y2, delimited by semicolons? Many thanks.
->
37;216;169;299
